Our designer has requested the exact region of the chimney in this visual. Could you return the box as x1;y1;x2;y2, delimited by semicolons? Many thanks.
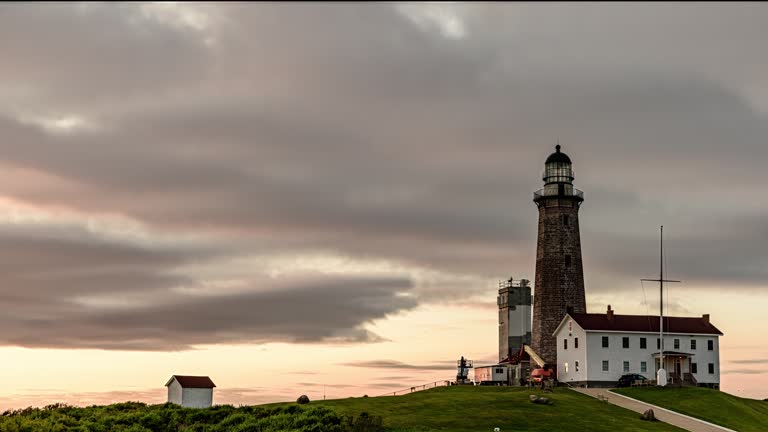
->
702;314;710;324
607;305;614;321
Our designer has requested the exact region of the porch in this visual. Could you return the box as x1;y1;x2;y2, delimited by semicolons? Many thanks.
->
652;351;697;386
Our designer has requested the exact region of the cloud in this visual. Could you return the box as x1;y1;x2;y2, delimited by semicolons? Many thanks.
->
0;221;416;350
1;3;768;352
722;369;766;375
339;360;453;370
730;359;768;365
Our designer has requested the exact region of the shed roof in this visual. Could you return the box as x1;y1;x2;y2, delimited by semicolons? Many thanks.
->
557;313;723;336
165;375;216;388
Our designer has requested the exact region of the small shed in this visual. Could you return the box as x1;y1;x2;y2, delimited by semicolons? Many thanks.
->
165;375;216;408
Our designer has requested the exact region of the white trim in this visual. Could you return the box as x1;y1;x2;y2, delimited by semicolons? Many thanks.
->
552;313;575;337
607;390;737;432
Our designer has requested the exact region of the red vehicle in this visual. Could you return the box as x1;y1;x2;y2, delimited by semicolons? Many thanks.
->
530;367;555;384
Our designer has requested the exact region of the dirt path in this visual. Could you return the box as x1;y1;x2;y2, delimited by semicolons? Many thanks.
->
569;387;736;432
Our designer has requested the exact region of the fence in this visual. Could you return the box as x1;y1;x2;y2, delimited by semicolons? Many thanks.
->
376;380;454;397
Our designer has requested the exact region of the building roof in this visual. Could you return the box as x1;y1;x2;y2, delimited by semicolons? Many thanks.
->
558;313;723;336
165;375;216;388
545;144;572;164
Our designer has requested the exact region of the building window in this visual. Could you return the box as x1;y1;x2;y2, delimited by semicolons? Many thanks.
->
674;339;680;349
602;336;609;348
623;361;630;372
568;320;573;336
563;215;569;226
708;363;715;374
657;338;661;349
622;337;629;349
641;361;647;373
708;340;714;351
691;339;697;350
692;363;697;374
565;255;572;268
575;337;579;349
602;360;609;372
575;361;580;372
495;368;504;374
564;339;568;350
640;337;647;349
564;362;569;374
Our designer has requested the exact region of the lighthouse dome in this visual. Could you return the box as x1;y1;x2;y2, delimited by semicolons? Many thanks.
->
545;145;572;164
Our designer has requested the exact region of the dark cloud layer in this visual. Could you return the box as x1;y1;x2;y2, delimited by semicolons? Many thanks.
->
0;224;415;350
0;3;767;350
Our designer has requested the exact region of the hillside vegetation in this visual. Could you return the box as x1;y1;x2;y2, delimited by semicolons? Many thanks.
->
0;386;690;432
272;386;683;432
614;387;768;432
0;402;365;432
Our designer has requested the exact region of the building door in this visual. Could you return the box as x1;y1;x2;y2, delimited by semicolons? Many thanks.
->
675;359;681;376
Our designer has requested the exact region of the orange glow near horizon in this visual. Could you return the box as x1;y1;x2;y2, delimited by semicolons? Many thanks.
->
1;298;765;411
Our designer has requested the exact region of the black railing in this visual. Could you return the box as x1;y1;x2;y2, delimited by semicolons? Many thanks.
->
533;188;584;200
375;380;453;397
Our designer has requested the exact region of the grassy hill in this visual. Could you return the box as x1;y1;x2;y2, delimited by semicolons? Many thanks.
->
0;386;689;432
613;387;768;432
272;386;684;432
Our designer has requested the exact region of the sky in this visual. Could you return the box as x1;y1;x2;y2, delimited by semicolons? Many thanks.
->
0;2;767;408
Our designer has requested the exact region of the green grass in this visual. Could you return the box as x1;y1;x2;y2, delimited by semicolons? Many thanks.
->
268;386;684;432
613;387;768;432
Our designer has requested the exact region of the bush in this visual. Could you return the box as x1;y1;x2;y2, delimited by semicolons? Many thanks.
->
0;402;369;432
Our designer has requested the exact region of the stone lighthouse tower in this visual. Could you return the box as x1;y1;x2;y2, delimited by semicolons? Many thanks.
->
531;144;586;366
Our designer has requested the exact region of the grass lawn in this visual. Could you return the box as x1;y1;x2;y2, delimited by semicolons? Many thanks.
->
269;386;684;432
613;387;768;432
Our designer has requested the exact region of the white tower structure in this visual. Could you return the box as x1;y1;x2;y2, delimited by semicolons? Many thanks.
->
498;277;532;362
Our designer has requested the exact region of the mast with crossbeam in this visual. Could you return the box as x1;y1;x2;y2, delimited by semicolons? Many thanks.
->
641;225;681;386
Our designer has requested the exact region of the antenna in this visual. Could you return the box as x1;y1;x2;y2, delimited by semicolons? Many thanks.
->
641;225;681;386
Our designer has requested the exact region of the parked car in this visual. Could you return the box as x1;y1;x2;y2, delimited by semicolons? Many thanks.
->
617;373;648;387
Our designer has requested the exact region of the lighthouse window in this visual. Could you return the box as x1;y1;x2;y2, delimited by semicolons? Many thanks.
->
708;363;715;374
602;360;609;372
602;336;609;348
640;337;647;349
641;361;647;373
674;339;680;349
691;339;697;350
563;215;569;226
692;363;698;374
623;361;630;373
565;255;572;268
575;361;579;372
575;337;579;348
708;340;714;351
564;339;568;350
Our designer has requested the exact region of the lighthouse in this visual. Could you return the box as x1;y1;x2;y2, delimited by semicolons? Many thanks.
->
531;145;587;366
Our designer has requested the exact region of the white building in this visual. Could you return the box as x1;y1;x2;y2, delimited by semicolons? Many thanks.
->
474;363;513;385
554;306;723;388
165;375;216;408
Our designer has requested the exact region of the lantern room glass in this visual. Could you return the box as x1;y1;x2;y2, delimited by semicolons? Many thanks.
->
544;161;573;185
